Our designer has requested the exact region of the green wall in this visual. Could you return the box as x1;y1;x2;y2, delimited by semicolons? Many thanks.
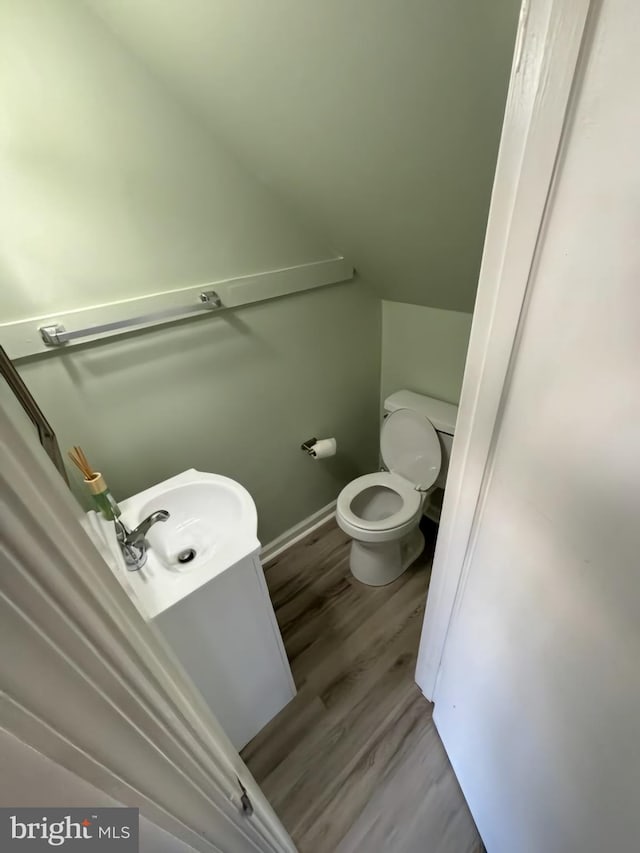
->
0;0;381;544
91;0;521;312
0;0;330;322
381;301;473;406
0;0;511;543
18;282;380;543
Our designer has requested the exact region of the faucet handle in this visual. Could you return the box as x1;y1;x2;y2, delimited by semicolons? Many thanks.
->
117;510;170;571
130;510;170;544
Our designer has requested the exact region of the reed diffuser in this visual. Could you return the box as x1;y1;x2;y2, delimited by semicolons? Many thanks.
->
67;446;121;521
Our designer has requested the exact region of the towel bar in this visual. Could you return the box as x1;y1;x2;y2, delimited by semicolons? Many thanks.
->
39;290;222;347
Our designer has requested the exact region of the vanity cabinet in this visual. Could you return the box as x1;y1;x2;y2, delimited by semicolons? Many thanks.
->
154;550;295;750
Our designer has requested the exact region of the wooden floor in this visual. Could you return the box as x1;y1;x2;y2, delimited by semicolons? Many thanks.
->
242;519;483;853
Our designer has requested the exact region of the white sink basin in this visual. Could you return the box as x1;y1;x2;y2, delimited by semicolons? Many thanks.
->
89;469;260;619
136;476;253;572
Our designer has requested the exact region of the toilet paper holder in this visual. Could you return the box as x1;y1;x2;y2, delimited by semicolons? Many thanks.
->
300;437;318;455
301;436;337;459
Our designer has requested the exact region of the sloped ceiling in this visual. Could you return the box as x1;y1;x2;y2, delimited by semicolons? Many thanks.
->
88;0;519;313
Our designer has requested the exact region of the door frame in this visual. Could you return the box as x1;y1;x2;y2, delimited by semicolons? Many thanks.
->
0;387;295;851
415;0;594;699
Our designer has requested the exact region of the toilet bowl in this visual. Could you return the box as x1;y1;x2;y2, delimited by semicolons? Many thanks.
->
337;391;456;586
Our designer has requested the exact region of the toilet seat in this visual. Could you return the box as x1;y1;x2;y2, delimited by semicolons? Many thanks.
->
380;408;442;490
336;408;442;546
337;471;422;533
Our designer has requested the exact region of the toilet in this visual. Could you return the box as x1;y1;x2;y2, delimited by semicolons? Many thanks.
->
336;390;457;586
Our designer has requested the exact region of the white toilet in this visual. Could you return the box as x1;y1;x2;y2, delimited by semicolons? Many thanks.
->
336;390;457;586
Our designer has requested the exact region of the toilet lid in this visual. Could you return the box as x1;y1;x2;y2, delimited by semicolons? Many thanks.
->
380;408;442;491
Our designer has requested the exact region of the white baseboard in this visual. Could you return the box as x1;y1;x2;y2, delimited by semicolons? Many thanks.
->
261;501;337;564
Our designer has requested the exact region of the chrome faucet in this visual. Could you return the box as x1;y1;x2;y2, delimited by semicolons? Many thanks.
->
115;510;170;571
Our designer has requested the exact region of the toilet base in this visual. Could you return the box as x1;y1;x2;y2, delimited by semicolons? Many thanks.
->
349;526;425;586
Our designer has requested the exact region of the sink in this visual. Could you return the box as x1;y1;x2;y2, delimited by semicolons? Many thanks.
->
90;469;260;619
137;476;253;572
85;467;295;749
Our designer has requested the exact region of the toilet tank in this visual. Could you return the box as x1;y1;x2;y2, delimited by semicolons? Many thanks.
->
383;390;458;491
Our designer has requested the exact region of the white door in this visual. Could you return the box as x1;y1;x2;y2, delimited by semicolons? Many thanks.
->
0;730;198;853
0;371;295;853
428;1;640;851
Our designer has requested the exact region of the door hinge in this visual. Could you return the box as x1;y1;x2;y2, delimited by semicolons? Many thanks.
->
236;777;254;817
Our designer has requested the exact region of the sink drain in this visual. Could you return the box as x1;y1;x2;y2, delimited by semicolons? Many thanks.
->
177;548;196;564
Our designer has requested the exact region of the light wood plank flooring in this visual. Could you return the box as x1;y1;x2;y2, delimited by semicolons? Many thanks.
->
242;519;483;853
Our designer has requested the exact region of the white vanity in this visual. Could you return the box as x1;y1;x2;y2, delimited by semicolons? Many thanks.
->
88;469;295;750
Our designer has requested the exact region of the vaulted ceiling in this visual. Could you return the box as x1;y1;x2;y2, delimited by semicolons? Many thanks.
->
88;0;519;313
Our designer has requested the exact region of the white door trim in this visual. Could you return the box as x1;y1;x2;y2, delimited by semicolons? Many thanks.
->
0;397;295;852
415;0;593;699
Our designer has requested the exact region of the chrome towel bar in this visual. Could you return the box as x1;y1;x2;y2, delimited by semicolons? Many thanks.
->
39;290;222;347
